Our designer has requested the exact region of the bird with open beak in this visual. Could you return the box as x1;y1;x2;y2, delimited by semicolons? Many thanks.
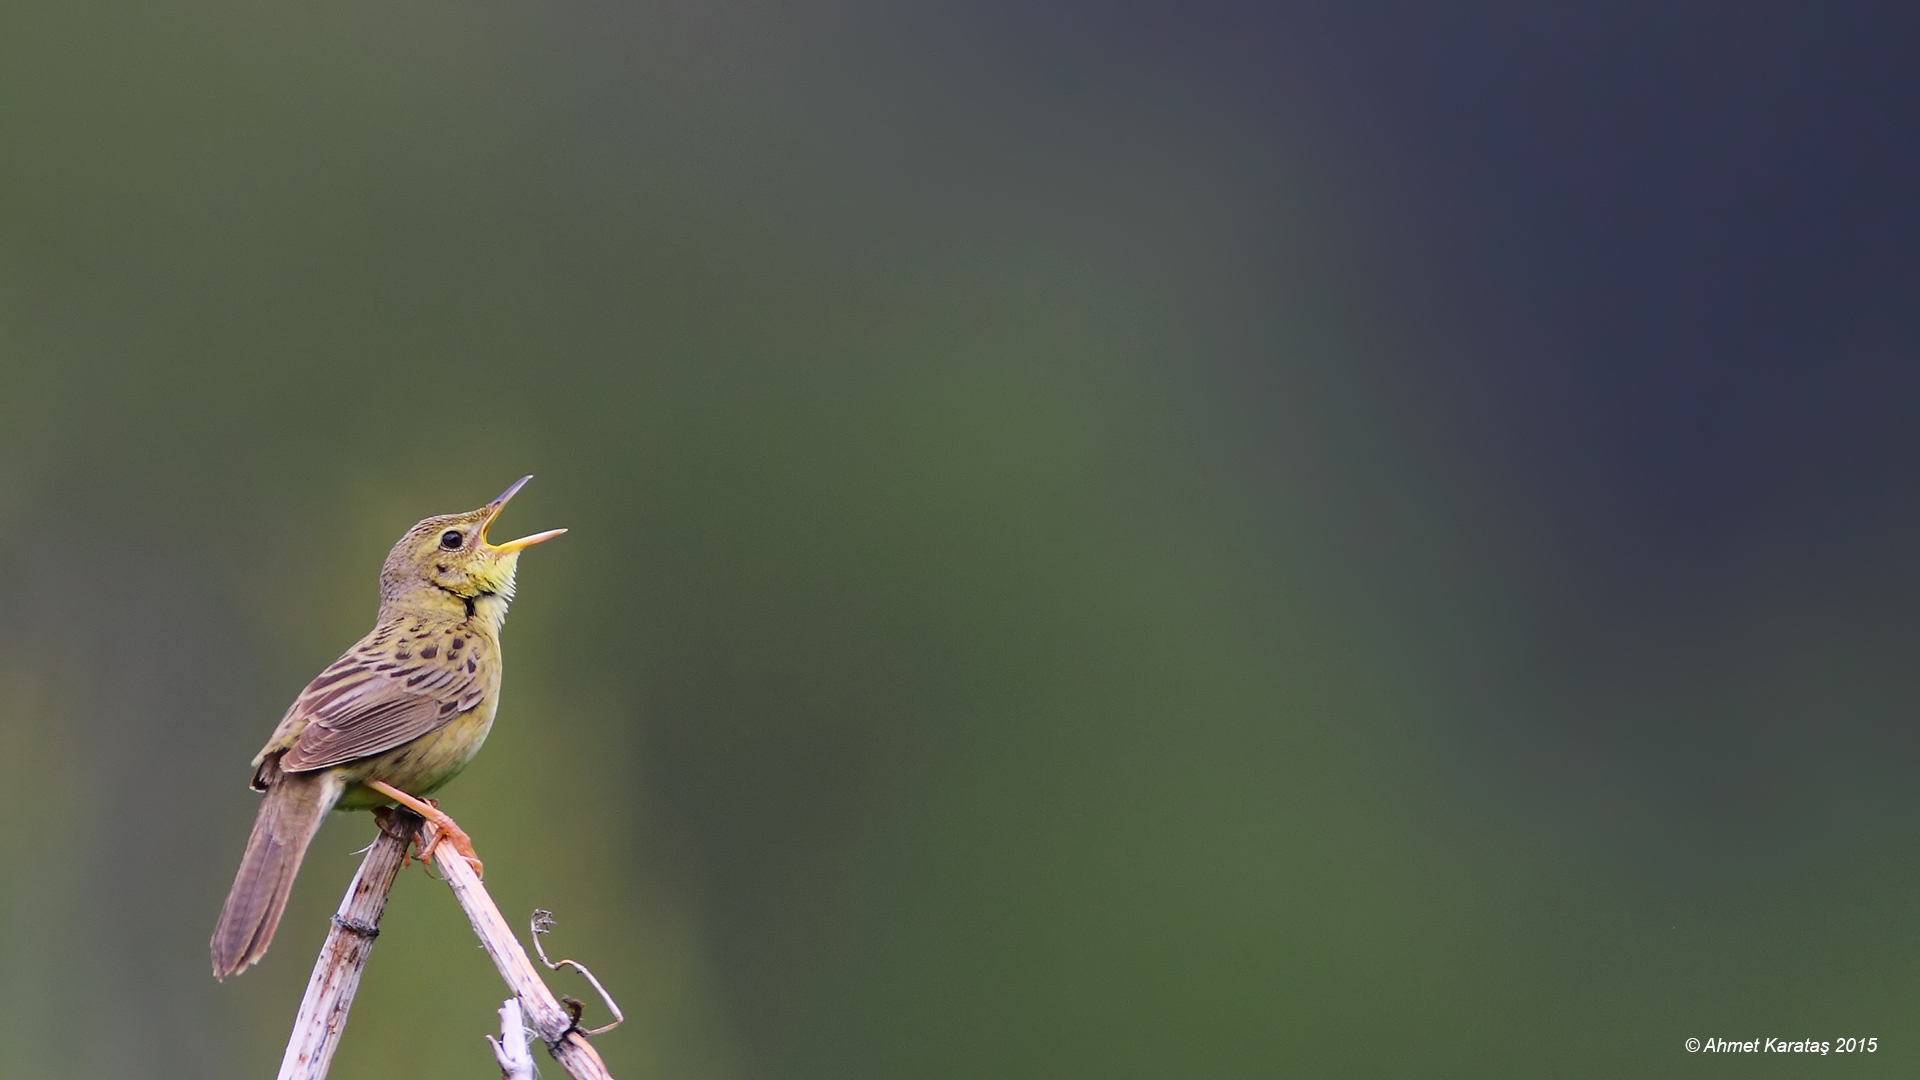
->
211;476;565;979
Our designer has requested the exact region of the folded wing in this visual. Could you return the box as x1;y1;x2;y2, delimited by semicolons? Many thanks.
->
271;644;488;773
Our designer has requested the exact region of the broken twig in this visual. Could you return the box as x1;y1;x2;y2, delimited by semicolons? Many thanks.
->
486;997;537;1080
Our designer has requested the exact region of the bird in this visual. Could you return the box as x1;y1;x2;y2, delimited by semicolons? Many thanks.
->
211;476;565;980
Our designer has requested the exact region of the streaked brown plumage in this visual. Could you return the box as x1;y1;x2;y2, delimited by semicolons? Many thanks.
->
211;477;564;979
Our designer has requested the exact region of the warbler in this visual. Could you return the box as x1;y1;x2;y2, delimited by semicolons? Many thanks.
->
211;476;565;979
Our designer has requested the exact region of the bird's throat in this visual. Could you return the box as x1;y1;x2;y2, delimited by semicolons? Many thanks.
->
470;589;511;634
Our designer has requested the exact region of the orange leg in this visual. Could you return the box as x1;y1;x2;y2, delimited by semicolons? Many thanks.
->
365;779;484;879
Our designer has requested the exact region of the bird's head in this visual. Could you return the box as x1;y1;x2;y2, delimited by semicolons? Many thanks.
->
378;476;566;622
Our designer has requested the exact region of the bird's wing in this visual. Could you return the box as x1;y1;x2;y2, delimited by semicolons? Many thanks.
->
266;632;489;774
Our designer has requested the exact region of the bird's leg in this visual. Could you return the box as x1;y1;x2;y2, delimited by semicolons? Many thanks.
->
365;779;484;878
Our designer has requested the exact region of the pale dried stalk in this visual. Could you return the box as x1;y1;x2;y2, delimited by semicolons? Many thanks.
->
420;823;617;1080
276;814;420;1080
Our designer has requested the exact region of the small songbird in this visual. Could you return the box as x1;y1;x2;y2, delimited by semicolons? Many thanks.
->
211;476;565;979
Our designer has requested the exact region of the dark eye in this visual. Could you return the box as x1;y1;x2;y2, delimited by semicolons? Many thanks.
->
440;530;464;549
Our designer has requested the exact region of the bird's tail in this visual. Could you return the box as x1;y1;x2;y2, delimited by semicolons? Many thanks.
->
211;767;343;979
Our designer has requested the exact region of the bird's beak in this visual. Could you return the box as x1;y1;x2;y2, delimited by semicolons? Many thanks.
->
480;475;568;552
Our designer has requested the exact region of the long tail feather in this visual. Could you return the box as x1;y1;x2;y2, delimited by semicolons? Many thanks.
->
210;769;342;979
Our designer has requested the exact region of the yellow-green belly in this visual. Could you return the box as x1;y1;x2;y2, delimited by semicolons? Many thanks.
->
332;704;498;811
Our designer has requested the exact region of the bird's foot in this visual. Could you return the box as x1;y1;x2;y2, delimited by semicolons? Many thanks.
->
371;805;435;870
371;805;416;857
365;779;484;879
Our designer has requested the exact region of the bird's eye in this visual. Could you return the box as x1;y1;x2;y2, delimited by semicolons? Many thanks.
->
440;530;464;549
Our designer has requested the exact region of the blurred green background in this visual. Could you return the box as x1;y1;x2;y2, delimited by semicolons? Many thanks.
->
4;1;1920;1077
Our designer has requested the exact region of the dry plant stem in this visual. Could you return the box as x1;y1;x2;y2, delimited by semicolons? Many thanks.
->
419;819;617;1080
276;812;421;1080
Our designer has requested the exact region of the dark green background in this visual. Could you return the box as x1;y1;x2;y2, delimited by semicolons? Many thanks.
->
3;2;1918;1077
